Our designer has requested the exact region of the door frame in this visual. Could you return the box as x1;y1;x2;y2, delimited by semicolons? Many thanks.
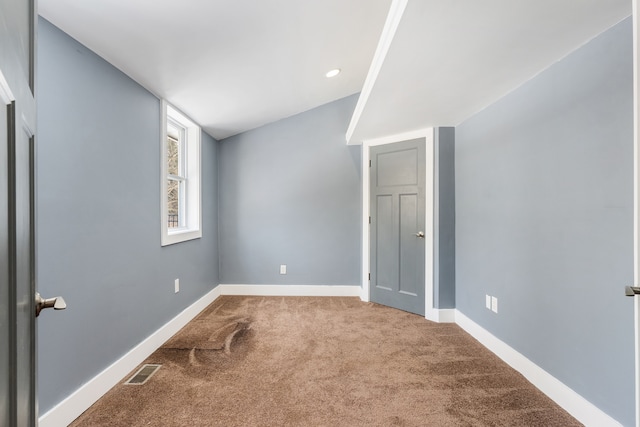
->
360;127;439;321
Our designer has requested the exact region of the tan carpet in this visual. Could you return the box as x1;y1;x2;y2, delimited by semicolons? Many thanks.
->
70;296;582;426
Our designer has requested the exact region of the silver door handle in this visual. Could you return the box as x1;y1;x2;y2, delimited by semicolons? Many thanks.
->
416;231;425;238
35;292;67;317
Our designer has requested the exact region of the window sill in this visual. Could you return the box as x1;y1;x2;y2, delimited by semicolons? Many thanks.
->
161;229;202;246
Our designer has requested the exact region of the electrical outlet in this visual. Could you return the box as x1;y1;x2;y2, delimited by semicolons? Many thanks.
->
491;296;498;313
175;278;180;293
280;265;287;275
485;295;491;309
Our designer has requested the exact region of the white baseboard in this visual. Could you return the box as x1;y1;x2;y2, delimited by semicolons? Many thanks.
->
359;285;370;302
38;286;222;427
454;310;622;427
425;308;456;323
218;284;362;297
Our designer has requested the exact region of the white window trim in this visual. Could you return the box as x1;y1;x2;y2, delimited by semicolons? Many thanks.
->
161;100;202;246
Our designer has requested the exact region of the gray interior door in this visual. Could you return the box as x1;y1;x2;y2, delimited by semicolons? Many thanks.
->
1;0;37;425
370;138;426;316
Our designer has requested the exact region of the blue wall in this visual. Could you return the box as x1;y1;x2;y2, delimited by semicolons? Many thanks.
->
219;95;361;286
36;18;220;413
455;17;634;425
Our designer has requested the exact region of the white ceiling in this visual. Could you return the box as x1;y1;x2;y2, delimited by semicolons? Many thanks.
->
38;0;392;140
347;0;632;144
39;1;632;144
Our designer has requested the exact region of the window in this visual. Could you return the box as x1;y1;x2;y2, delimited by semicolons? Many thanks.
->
161;101;201;246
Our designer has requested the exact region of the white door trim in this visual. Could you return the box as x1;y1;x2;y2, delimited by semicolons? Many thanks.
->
360;128;435;321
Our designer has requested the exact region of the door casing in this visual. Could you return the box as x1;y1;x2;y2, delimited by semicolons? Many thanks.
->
360;128;437;321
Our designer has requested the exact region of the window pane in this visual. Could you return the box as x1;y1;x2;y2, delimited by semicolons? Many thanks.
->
167;136;179;176
167;179;180;228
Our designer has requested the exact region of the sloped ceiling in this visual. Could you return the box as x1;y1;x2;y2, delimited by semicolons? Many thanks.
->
347;0;632;144
38;1;632;143
38;0;392;140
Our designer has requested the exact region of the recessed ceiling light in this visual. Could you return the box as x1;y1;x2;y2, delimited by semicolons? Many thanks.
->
326;69;341;78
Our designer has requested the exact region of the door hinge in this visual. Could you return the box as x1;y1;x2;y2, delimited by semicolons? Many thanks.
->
369;160;372;167
369;216;371;224
368;273;371;281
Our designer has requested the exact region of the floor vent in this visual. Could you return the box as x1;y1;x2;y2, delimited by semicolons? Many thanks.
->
124;364;161;385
